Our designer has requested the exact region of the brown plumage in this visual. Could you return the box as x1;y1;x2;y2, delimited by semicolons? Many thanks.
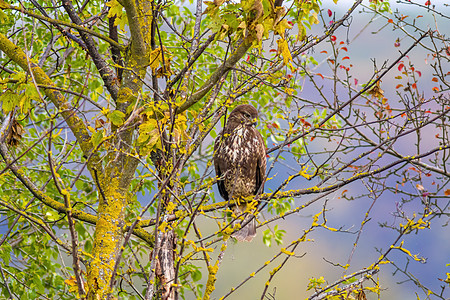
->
213;104;267;241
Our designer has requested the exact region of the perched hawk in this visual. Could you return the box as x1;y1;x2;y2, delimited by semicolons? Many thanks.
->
214;104;267;241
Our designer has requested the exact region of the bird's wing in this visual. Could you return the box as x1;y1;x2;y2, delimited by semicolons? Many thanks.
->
214;132;229;201
254;130;267;195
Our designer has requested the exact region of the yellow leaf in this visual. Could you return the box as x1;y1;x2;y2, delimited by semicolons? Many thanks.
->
255;23;264;42
309;12;320;25
276;38;294;72
149;48;162;72
274;19;292;39
238;21;247;30
137;132;149;144
297;24;307;41
239;21;247;37
147;129;162;150
202;1;216;16
106;0;128;27
0;0;9;9
140;118;159;132
65;276;77;287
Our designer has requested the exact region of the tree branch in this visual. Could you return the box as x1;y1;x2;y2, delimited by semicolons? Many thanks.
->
177;37;253;113
1;2;124;51
61;0;120;100
268;29;431;154
0;32;99;163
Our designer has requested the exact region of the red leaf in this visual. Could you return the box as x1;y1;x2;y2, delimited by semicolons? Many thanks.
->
342;56;350;60
425;0;431;5
340;41;345;45
354;78;358;86
317;73;324;79
330;35;336;42
341;47;348;52
300;118;311;127
411;83;417;89
398;63;404;71
269;49;277;52
417;15;423;18
425;110;432;113
401;113;406;117
416;70;422;77
328;9;332;17
432;87;439;92
432;77;438;82
396;84;404;89
320;50;328;54
388;19;394;23
246;55;250;62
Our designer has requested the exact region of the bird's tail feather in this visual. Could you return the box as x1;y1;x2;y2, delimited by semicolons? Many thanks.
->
232;205;257;242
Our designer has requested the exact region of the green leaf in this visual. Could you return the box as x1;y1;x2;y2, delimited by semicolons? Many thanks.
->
45;210;60;222
191;268;202;282
0;8;8;23
91;129;104;148
263;228;272;247
0;90;19;112
109;110;126;126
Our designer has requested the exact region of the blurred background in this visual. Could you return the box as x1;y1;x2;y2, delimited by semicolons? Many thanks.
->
203;1;450;299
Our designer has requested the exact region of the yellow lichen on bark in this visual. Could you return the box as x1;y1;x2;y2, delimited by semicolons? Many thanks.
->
86;177;128;299
203;264;219;300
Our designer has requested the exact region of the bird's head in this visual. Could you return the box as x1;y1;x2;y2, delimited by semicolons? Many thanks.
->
228;104;259;128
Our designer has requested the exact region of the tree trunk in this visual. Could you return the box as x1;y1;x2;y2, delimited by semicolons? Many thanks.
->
86;178;128;299
155;230;177;300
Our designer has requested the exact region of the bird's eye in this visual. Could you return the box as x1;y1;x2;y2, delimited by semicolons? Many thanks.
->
244;113;250;118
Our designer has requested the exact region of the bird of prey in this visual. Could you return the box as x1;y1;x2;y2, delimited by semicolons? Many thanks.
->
213;104;266;241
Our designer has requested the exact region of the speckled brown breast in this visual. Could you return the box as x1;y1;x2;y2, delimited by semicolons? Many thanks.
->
216;125;262;199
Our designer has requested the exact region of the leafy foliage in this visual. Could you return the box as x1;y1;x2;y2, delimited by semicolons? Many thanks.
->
0;0;449;299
